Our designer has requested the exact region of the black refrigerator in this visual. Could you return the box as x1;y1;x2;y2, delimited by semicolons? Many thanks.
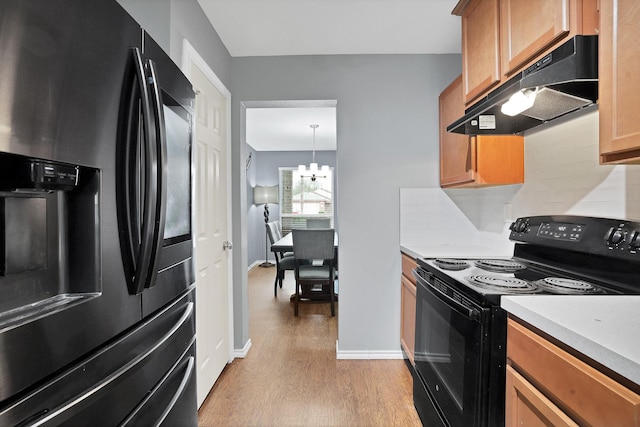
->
0;0;197;425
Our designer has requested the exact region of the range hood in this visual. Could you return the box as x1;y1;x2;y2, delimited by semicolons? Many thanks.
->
447;35;598;135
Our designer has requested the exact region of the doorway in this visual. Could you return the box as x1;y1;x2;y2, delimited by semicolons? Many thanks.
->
244;100;338;268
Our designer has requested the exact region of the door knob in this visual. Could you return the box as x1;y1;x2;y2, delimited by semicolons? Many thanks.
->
223;241;233;250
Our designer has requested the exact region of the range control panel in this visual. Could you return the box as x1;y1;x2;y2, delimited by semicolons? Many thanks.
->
537;222;585;241
509;215;640;259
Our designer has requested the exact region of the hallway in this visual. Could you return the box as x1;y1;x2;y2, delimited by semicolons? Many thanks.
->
197;266;421;426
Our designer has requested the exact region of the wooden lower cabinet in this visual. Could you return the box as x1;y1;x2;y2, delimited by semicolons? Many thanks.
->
506;365;579;427
400;253;417;365
506;318;640;426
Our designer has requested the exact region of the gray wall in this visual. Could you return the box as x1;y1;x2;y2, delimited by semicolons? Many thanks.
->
116;0;170;50
116;0;231;90
247;149;337;266
168;0;231;88
232;54;460;354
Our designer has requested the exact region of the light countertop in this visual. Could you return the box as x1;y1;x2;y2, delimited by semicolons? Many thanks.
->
501;295;640;386
400;244;512;260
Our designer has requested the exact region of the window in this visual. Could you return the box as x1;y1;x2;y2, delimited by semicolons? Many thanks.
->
279;167;333;233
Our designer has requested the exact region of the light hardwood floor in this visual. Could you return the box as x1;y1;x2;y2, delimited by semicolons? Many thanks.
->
197;265;422;427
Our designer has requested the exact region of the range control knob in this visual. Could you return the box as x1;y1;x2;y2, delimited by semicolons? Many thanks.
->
605;227;626;246
630;231;640;250
510;219;528;233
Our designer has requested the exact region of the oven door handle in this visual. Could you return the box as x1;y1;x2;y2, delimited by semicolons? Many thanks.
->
414;269;482;322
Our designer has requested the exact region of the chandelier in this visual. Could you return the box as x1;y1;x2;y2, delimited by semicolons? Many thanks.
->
298;124;329;181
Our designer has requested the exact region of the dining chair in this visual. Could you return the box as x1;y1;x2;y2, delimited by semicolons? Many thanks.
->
266;221;295;296
292;228;336;316
274;220;283;239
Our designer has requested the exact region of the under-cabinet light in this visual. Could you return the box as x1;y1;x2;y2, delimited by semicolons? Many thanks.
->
501;89;538;116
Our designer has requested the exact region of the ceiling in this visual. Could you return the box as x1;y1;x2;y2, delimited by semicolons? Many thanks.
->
246;107;337;151
200;0;462;151
197;0;461;57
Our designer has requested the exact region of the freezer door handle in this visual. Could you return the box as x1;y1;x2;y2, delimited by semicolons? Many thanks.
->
120;355;196;426
12;301;195;426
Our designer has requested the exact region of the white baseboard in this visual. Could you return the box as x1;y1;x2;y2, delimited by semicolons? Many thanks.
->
335;340;404;360
248;260;262;270
233;338;252;358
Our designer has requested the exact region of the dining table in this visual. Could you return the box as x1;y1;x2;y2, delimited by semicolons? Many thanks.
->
270;230;339;301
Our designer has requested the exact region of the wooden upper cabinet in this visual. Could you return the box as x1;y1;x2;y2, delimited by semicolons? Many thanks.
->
439;76;524;188
501;0;598;77
458;0;501;104
500;0;570;76
440;75;475;186
453;0;598;105
599;0;640;164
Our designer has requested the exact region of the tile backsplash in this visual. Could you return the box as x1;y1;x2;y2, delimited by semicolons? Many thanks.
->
401;109;640;250
399;188;480;247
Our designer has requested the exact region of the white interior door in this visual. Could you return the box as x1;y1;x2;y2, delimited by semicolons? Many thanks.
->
191;63;230;407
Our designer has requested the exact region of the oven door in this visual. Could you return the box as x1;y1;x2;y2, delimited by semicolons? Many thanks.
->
414;268;490;427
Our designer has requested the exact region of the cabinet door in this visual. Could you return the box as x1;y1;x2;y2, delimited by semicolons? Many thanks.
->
475;135;524;185
461;0;501;103
600;0;640;163
400;275;416;365
439;76;476;187
506;365;579;427
500;0;571;77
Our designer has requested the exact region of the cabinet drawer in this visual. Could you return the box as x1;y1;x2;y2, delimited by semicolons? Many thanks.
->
507;319;640;426
401;253;417;284
506;365;579;427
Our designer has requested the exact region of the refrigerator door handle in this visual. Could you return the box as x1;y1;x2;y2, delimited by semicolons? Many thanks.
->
120;47;159;295
143;59;167;289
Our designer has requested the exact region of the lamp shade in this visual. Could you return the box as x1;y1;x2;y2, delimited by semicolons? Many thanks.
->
253;185;279;205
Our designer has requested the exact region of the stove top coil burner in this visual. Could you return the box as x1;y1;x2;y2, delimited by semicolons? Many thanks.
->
535;277;601;295
475;259;527;273
433;259;470;271
466;275;539;293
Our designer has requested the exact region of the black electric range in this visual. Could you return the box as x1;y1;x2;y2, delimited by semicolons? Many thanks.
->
412;215;640;427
